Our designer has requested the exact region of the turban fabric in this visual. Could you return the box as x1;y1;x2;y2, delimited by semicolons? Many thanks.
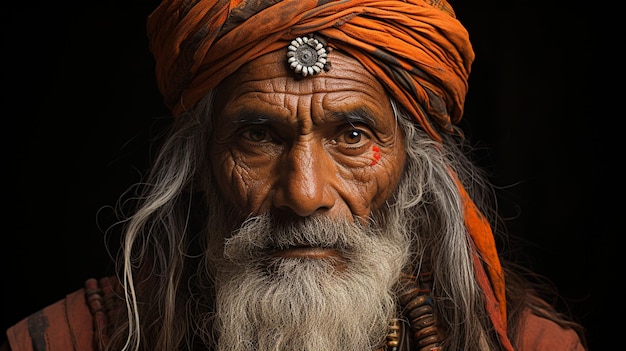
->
147;1;512;349
147;0;473;142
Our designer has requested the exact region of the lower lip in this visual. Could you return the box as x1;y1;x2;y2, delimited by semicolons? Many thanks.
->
272;247;341;259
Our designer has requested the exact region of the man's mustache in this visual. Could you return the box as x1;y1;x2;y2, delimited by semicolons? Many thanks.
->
223;214;373;260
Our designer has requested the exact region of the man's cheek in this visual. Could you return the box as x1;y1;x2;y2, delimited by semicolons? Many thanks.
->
371;150;406;209
221;161;271;213
210;153;243;205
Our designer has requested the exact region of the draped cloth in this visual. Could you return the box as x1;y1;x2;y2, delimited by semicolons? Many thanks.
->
147;1;512;349
147;0;473;142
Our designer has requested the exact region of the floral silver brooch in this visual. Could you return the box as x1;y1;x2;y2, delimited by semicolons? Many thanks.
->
286;36;329;77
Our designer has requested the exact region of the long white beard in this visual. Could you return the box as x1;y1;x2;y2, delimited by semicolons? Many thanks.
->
209;215;410;351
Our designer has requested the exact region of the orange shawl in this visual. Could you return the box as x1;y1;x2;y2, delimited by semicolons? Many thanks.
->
147;0;472;142
147;1;512;349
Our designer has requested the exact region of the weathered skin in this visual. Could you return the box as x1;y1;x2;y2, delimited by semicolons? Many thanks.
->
210;49;407;258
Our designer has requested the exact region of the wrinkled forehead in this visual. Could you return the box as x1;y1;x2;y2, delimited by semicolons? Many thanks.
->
216;49;389;105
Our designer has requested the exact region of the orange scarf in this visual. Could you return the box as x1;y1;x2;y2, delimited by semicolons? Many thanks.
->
455;174;514;350
147;0;473;142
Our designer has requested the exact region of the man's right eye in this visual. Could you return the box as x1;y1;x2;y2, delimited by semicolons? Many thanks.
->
241;127;272;142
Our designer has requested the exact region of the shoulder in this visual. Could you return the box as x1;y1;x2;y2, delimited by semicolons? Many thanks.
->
516;308;586;351
4;277;120;351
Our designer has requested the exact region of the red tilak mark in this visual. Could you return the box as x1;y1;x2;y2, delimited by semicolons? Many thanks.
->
370;145;381;166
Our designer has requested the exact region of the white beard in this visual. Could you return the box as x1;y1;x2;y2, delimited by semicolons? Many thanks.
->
208;215;410;351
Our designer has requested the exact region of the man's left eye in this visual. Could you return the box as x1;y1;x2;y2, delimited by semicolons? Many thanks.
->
345;130;361;144
344;130;362;144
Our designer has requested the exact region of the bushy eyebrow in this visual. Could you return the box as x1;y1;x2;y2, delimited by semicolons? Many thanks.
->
231;112;275;125
326;107;378;127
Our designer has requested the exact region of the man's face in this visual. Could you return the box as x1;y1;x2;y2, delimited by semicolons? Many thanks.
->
210;49;406;225
205;49;409;350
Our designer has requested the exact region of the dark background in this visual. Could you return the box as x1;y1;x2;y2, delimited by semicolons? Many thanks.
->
2;1;619;349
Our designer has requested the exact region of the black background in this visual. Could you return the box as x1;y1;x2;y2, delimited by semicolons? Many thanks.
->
2;1;619;349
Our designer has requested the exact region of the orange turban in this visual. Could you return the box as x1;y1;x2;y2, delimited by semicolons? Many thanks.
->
147;1;512;349
147;0;474;142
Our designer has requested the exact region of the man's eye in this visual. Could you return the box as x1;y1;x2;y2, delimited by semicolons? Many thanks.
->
338;129;368;145
242;127;271;142
344;130;361;144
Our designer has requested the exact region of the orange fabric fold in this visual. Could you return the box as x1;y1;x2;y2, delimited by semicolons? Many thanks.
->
146;0;474;142
453;174;513;349
456;178;507;320
472;250;514;351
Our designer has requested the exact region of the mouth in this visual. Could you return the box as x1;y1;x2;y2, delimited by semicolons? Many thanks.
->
271;246;342;259
269;246;348;272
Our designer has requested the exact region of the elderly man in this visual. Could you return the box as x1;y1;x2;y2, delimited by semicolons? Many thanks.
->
3;0;586;350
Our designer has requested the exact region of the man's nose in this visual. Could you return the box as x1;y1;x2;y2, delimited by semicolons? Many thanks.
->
272;143;336;217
